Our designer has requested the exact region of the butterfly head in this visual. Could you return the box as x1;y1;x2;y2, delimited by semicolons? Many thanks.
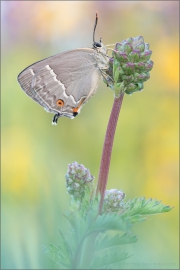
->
93;38;107;55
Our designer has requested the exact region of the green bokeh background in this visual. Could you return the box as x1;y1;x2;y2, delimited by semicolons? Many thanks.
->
1;1;179;269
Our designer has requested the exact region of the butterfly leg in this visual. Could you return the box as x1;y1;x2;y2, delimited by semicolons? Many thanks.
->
100;69;114;89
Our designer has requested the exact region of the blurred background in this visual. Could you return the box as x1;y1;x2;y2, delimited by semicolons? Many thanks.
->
1;1;179;269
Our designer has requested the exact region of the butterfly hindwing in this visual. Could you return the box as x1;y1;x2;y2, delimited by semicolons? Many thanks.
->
17;48;101;117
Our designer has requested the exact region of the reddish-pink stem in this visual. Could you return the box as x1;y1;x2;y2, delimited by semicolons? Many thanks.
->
96;93;124;212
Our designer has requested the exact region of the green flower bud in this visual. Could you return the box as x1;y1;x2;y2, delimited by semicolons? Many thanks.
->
140;50;152;61
133;72;150;82
105;36;153;95
103;189;125;213
136;43;145;52
129;50;140;62
123;42;133;54
134;62;145;72
65;162;94;201
144;60;154;72
121;74;133;84
133;72;145;82
136;82;144;91
115;42;124;52
125;83;137;94
141;72;150;81
122;62;135;75
132;36;144;48
126;37;134;44
115;52;129;63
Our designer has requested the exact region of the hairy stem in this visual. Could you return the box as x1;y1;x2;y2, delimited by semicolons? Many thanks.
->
96;93;124;212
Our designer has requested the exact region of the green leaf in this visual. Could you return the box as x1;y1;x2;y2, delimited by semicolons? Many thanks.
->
91;251;131;269
126;214;147;224
87;212;133;236
113;60;120;83
42;243;71;268
123;197;173;217
58;228;73;259
95;233;138;253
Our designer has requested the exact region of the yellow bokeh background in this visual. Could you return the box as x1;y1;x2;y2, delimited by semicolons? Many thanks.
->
1;1;179;269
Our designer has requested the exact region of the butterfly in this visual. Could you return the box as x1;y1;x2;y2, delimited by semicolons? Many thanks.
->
17;13;112;124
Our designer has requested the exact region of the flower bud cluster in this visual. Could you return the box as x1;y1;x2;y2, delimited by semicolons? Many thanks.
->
103;189;125;213
106;36;154;95
65;162;94;201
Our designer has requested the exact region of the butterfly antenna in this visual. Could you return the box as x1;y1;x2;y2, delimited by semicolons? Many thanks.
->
93;12;98;43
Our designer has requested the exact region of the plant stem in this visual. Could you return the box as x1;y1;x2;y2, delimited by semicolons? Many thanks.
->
80;232;99;268
96;93;124;213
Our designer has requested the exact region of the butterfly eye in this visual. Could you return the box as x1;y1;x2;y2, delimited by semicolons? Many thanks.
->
56;99;64;107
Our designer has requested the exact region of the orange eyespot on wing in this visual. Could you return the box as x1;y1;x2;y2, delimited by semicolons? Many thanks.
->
56;99;64;107
72;107;79;113
72;97;86;112
71;97;86;117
